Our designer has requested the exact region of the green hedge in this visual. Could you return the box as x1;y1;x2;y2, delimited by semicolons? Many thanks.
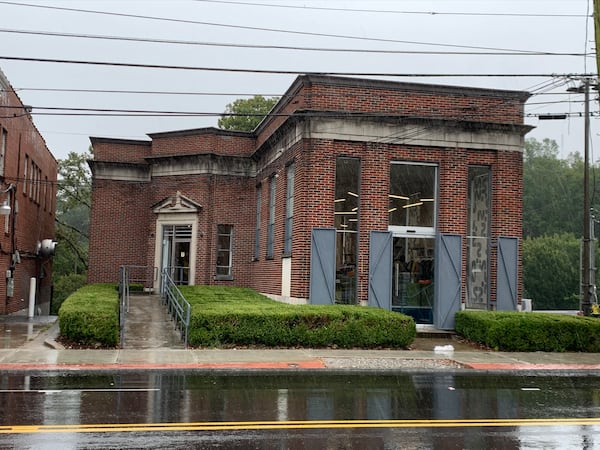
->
181;286;416;348
455;310;600;352
58;284;119;347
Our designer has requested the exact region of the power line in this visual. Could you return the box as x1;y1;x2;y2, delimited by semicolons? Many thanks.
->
3;87;579;98
0;27;589;57
10;87;281;97
0;1;575;54
0;55;594;78
195;0;591;18
1;105;595;119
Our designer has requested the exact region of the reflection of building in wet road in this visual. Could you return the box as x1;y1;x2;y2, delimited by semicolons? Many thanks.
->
0;373;598;449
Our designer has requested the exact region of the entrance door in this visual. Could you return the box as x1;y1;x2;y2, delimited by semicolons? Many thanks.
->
391;236;435;324
161;225;192;285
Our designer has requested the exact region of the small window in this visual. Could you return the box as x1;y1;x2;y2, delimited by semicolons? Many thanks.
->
23;155;28;194
284;163;294;255
254;184;261;260
216;224;233;278
0;127;6;177
267;175;276;259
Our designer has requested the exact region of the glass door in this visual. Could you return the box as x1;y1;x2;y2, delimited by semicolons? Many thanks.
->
392;236;434;324
161;224;192;285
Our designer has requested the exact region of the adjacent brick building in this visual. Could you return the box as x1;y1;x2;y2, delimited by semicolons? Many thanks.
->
0;68;57;315
88;75;531;329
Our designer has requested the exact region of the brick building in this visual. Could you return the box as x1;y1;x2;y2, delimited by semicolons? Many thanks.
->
88;75;530;329
0;69;57;315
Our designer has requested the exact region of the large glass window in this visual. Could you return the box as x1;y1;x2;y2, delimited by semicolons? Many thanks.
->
467;166;491;309
216;224;233;278
284;163;295;255
267;176;276;258
254;184;261;260
389;163;436;231
335;157;360;305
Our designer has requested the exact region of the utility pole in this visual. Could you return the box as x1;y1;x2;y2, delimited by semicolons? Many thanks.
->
566;79;593;315
582;78;593;316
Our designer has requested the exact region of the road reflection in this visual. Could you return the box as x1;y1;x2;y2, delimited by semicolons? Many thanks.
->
0;372;599;449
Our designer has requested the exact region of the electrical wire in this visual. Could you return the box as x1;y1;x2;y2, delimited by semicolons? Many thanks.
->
0;1;580;54
0;55;594;78
0;28;588;57
194;0;591;18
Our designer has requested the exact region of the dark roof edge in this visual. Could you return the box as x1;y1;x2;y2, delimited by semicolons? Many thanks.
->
148;126;254;139
90;136;151;146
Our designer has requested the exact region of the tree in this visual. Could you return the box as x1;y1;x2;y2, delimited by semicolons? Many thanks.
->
523;138;583;238
522;233;580;310
218;95;279;131
52;151;91;312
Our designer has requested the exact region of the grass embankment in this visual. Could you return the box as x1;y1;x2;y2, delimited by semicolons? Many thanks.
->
456;310;600;352
181;286;416;348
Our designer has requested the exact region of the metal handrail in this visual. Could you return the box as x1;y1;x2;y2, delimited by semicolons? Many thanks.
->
121;265;158;292
161;268;191;348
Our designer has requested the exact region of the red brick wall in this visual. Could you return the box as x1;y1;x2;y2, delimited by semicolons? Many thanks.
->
150;133;255;158
91;138;151;164
88;172;256;288
0;82;57;314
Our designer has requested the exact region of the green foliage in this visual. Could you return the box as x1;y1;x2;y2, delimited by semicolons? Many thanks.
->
54;150;91;277
455;310;600;352
217;95;279;131
522;233;580;310
58;284;119;347
521;138;600;310
523;138;583;238
51;273;87;314
181;286;416;348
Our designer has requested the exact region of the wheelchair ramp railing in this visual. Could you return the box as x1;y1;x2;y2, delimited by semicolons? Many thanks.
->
119;265;186;349
161;268;191;348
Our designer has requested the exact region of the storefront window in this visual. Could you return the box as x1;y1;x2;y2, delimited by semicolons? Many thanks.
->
389;163;436;230
467;166;491;309
335;157;360;304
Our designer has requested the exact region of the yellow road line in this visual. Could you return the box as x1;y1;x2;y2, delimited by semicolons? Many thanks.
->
2;418;600;434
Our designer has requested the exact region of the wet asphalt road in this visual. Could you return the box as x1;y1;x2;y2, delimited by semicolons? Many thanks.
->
1;371;599;449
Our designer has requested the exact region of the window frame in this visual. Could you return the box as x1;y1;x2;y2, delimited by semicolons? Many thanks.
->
267;175;276;259
388;161;438;238
283;162;295;256
254;184;262;260
216;224;234;280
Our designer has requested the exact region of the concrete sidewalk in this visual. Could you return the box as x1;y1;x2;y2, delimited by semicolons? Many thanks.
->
2;315;600;373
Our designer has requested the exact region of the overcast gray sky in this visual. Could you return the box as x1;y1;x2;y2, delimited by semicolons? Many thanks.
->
0;0;596;160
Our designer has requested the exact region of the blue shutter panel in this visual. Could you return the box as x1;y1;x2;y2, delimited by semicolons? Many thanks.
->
309;228;336;305
368;231;392;309
497;237;518;311
434;234;462;330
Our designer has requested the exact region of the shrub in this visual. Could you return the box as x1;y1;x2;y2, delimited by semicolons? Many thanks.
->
455;310;600;352
182;286;416;348
58;284;119;347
